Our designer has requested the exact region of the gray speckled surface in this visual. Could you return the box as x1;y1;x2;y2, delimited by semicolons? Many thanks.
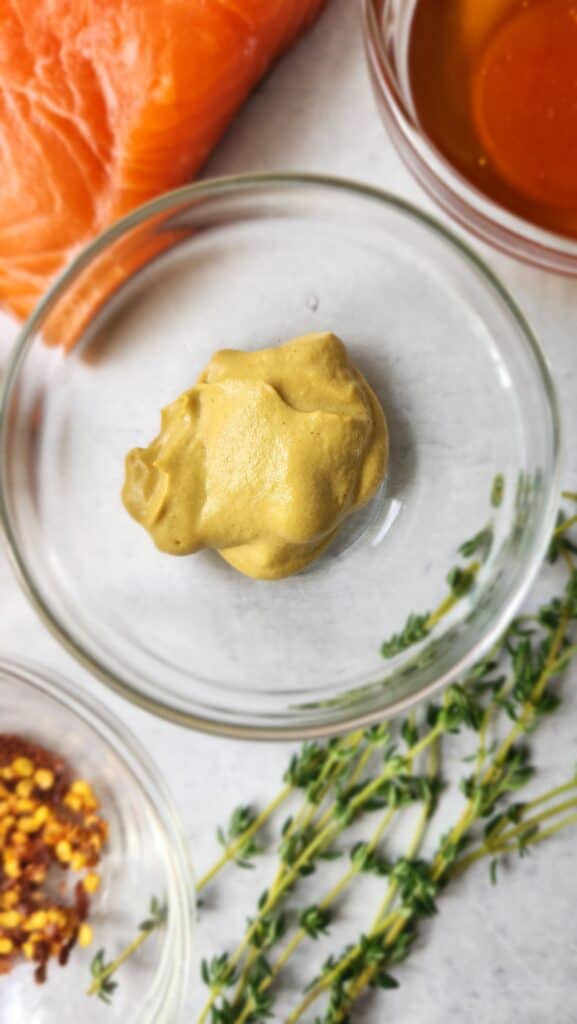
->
1;1;577;1020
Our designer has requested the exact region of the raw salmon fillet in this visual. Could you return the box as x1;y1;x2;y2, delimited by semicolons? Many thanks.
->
0;0;327;334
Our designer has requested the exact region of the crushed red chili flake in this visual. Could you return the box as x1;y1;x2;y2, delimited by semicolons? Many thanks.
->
0;735;108;984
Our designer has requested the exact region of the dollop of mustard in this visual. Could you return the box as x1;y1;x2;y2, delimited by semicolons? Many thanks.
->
122;332;388;579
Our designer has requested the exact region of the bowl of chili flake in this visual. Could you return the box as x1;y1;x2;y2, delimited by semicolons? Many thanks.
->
0;658;194;1023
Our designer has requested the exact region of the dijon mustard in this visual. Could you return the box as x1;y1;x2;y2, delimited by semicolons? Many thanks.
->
123;332;388;579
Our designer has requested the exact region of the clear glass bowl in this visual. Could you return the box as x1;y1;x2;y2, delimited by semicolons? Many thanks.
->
0;175;561;739
0;658;194;1022
363;0;577;274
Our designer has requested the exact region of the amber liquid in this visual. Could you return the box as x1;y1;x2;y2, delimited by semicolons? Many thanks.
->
409;0;577;238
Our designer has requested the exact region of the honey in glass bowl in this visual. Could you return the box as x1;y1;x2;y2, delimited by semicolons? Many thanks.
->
409;0;577;238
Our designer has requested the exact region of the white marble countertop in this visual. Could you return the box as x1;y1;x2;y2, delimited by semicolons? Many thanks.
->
2;2;577;1021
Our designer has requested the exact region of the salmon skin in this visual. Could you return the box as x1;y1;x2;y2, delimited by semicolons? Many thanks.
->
0;0;327;336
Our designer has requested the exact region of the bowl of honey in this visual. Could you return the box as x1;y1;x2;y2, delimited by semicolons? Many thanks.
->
364;0;577;272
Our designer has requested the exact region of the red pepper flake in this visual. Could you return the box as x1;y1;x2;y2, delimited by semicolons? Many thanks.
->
0;735;108;984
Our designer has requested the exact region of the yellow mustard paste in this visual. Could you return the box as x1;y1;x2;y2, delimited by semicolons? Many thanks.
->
122;332;388;580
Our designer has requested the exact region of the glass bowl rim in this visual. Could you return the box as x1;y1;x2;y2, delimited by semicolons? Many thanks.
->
0;172;564;740
362;0;577;272
0;654;195;1015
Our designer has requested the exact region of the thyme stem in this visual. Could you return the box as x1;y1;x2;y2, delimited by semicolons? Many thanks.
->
452;794;577;876
426;560;481;628
198;731;371;1022
87;931;151;998
227;734;369;1013
288;574;576;1023
287;740;441;1023
432;607;570;885
87;897;167;1001
197;786;292;892
235;806;399;1024
554;514;577;538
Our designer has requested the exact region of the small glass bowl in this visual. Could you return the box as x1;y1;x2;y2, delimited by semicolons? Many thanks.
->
0;175;561;739
0;658;194;1022
363;0;577;274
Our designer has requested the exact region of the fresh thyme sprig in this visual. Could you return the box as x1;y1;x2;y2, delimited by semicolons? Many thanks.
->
451;775;577;881
380;557;481;659
195;730;383;1022
196;498;577;1024
224;723;440;1024
492;472;505;508
285;741;443;1024
199;674;526;1023
217;806;265;870
285;564;577;1023
87;483;577;1017
89;950;118;1005
549;510;577;564
87;895;167;1001
381;508;496;660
